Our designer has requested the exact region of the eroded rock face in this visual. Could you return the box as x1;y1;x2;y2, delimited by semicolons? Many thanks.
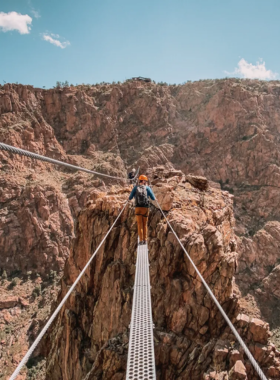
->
237;221;280;293
0;175;74;276
2;79;280;236
45;170;279;379
235;221;280;343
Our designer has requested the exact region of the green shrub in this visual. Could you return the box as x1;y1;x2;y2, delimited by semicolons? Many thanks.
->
10;278;17;288
32;285;41;297
1;270;7;280
27;271;32;279
49;270;57;282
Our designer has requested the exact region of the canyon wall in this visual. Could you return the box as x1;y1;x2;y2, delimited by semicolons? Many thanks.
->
1;79;280;378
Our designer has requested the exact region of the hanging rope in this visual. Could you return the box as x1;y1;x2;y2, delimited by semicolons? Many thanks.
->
9;200;128;380
0;142;128;181
155;198;267;380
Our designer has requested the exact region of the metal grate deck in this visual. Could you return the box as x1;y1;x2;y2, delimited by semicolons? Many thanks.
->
126;243;156;380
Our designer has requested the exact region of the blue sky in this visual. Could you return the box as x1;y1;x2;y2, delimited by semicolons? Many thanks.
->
0;0;279;88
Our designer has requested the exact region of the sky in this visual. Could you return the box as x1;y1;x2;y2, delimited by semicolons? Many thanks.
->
0;0;279;88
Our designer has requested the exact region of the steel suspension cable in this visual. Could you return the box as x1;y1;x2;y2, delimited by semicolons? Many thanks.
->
9;200;128;380
155;199;267;380
0;142;128;181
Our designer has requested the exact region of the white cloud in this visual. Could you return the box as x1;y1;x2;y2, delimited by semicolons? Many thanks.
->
50;33;60;38
226;58;278;80
0;11;32;34
31;9;40;19
43;33;70;49
27;0;40;18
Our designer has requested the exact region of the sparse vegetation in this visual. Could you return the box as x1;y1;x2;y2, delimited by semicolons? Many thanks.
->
10;270;22;279
55;80;70;88
0;265;61;378
1;270;7;281
26;356;46;380
9;278;18;288
27;271;32;280
49;270;57;283
32;284;42;297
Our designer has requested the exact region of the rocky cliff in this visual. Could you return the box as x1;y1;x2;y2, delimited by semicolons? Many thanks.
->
45;168;280;379
1;79;280;379
3;79;280;235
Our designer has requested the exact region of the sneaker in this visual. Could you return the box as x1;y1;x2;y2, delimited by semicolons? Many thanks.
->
138;241;143;245
142;240;147;245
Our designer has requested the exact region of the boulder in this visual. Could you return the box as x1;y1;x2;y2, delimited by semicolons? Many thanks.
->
229;360;247;379
185;175;209;191
0;296;19;309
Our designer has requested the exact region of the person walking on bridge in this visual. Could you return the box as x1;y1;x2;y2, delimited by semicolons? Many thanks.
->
128;168;136;180
129;175;155;245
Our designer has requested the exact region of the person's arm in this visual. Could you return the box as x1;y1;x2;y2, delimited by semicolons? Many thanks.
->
129;186;137;200
147;186;155;201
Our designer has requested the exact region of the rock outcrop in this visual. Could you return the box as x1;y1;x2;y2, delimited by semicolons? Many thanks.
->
0;271;61;380
45;169;280;379
0;174;74;276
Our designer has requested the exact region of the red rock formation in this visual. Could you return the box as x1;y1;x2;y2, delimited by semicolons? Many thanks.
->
0;175;74;276
0;272;61;380
3;79;280;235
1;79;280;378
45;170;280;379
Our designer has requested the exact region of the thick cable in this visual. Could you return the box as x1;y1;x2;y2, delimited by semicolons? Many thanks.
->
9;201;128;380
0;142;128;181
155;199;267;380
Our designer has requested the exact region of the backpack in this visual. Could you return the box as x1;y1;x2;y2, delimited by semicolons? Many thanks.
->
135;185;149;207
